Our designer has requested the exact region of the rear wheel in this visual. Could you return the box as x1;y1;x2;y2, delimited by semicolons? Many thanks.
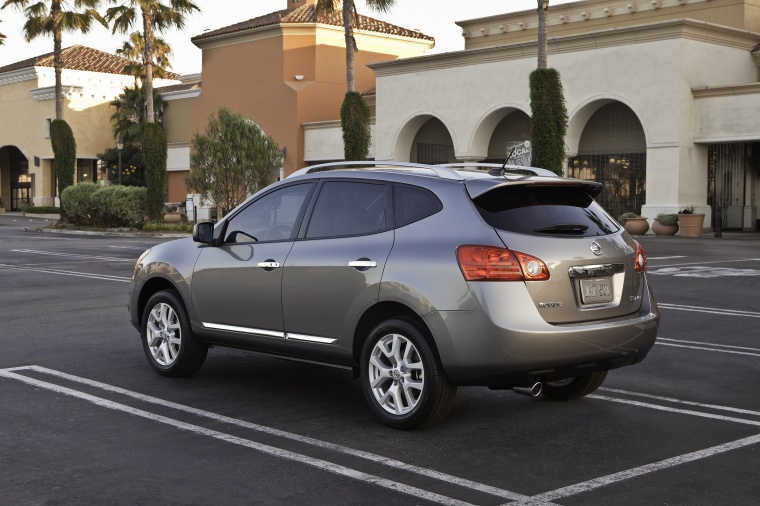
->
141;289;207;377
541;371;607;400
360;319;456;429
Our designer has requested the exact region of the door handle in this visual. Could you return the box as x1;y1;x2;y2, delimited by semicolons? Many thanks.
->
348;260;377;269
257;261;281;269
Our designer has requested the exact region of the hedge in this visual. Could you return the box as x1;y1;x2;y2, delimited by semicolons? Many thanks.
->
61;183;147;228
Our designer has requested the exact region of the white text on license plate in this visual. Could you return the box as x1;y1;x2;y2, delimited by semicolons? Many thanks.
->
580;277;613;304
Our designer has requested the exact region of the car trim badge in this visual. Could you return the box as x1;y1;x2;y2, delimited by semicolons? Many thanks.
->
590;241;602;256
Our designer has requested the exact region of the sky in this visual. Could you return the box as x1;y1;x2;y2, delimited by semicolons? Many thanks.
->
0;0;582;75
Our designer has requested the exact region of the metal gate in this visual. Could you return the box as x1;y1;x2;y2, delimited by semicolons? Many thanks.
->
707;144;746;230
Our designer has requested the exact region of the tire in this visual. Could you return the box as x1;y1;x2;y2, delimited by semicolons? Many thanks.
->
141;289;207;377
360;319;456;429
541;371;608;400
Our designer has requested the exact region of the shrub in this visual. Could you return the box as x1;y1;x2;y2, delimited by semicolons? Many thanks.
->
656;213;678;226
91;185;147;228
618;212;639;224
21;205;61;214
61;182;99;225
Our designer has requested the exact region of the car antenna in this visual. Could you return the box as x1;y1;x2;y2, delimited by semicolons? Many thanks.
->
500;147;517;175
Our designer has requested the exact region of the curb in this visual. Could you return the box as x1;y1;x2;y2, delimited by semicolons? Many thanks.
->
23;227;191;239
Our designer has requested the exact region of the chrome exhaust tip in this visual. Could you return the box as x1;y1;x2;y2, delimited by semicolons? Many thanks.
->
513;382;542;397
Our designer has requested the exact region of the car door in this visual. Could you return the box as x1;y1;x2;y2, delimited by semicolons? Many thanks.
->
191;182;314;352
282;180;394;363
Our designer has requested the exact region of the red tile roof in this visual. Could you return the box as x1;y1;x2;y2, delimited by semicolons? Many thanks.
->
0;45;179;79
192;4;433;43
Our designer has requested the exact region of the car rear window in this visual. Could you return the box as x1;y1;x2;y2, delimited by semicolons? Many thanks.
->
473;185;619;237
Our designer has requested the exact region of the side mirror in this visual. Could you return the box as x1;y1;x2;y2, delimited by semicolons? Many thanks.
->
193;221;215;244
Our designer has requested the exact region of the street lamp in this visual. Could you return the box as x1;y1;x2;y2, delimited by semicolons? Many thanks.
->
116;138;124;185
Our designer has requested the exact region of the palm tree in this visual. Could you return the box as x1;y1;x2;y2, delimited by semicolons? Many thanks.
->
110;81;164;144
1;0;105;120
0;19;6;44
105;0;199;123
537;0;549;69
315;0;396;92
116;30;173;83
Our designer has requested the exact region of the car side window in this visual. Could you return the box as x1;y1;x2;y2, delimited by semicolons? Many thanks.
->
394;184;442;228
306;181;387;239
224;184;312;244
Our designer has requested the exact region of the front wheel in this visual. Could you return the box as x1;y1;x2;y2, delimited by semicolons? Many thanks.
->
360;319;456;429
541;371;607;400
141;289;207;377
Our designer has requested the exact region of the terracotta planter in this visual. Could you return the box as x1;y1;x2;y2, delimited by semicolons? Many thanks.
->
164;212;181;224
678;213;705;237
623;217;649;235
652;219;678;236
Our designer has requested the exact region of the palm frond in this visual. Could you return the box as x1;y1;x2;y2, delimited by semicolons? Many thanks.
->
365;0;395;14
105;5;136;34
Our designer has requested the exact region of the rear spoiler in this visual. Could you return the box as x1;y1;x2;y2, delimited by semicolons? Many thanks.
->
465;178;604;200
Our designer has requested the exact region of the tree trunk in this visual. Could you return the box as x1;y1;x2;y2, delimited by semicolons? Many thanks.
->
52;0;63;120
343;0;355;92
143;8;155;123
537;0;548;70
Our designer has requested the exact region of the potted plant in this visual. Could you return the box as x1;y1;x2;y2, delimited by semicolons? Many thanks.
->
618;212;649;235
678;205;705;237
653;213;679;236
163;203;181;224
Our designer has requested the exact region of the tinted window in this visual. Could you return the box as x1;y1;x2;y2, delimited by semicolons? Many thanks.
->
306;181;387;238
394;185;442;228
474;185;619;237
224;184;311;243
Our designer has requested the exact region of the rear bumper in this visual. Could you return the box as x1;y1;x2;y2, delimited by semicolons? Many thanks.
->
423;274;659;386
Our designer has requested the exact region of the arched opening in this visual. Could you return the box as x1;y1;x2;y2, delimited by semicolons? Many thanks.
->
484;111;531;164
568;102;646;218
0;146;31;211
409;118;456;164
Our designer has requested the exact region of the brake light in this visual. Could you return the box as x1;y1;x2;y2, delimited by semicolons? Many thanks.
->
634;241;647;272
457;246;550;281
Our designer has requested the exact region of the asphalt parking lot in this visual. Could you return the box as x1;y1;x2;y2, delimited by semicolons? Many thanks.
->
1;214;758;505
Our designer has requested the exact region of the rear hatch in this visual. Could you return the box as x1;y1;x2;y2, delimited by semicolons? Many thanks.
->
467;178;644;324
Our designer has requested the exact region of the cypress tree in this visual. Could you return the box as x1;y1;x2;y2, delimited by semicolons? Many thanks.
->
143;122;167;221
50;119;76;200
340;91;371;162
529;68;568;176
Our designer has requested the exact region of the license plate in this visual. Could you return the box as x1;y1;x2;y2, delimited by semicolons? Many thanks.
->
580;277;613;304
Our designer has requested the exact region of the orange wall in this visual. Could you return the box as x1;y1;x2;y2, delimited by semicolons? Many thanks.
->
191;29;412;177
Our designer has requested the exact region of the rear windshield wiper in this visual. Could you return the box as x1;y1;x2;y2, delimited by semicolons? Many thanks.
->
534;224;589;234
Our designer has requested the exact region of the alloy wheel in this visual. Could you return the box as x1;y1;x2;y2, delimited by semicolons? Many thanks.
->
146;302;182;366
368;333;425;415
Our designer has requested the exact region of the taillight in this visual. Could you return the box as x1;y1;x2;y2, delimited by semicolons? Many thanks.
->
634;241;647;272
456;245;549;281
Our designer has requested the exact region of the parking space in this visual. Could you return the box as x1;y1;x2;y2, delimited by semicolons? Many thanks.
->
1;218;758;505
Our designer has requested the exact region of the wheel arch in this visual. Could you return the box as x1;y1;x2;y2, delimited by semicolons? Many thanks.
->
352;301;432;363
137;276;181;323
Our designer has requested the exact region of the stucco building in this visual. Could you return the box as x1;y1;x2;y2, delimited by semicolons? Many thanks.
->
0;45;177;211
160;0;434;202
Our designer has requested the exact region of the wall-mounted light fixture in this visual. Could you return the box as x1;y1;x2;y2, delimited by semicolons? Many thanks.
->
294;75;304;81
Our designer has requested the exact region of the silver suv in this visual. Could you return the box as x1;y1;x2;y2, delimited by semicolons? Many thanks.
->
129;162;659;429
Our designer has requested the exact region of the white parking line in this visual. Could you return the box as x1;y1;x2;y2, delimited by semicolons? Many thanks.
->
658;337;760;352
647;256;687;260
588;395;760;427
7;366;539;504
656;342;760;357
0;368;478;506
11;249;135;262
507;433;760;505
0;263;130;282
657;303;760;318
649;258;760;268
599;387;760;418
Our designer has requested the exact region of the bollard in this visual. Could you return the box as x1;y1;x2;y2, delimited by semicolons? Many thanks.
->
714;207;722;238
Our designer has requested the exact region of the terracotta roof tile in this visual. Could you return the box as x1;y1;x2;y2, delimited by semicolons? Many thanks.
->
0;45;179;79
361;87;376;97
192;5;433;43
158;82;201;93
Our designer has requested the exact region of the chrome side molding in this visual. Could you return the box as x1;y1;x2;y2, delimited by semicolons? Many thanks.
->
202;323;337;345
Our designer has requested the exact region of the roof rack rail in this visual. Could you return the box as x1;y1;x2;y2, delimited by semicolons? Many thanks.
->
437;163;558;178
289;161;463;180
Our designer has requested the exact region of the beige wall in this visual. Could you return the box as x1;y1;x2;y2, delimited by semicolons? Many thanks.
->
460;0;760;50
